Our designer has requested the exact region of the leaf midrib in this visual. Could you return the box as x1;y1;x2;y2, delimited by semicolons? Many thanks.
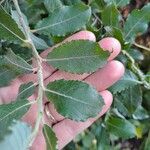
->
47;55;100;62
0;101;34;122
0;23;25;41
46;88;99;107
125;13;147;39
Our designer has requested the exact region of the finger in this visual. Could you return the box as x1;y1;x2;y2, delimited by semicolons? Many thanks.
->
53;90;113;150
30;127;46;150
85;60;125;91
99;37;121;61
0;79;22;104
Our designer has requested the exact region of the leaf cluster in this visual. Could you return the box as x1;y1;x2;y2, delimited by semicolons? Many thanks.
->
0;0;150;149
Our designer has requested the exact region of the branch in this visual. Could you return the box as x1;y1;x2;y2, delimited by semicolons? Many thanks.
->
122;50;150;89
12;0;44;147
133;42;150;52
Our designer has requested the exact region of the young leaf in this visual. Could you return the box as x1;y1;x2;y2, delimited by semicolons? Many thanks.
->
47;40;109;73
114;85;142;116
43;124;58;150
0;121;31;150
109;70;141;94
35;3;91;36
106;117;137;139
44;0;63;13
46;79;104;121
0;49;33;87
124;3;150;42
101;4;121;28
0;6;25;43
0;99;31;140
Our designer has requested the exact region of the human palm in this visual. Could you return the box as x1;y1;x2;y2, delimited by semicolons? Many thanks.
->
0;31;124;150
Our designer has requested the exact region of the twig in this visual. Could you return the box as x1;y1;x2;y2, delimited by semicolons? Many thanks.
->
122;50;150;89
133;42;150;52
12;0;44;147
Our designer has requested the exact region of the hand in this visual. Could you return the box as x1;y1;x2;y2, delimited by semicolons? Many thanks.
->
0;31;125;150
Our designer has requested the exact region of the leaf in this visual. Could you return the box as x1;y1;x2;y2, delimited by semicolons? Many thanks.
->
133;106;149;120
124;3;150;42
104;26;124;45
101;4;121;28
17;82;35;100
0;99;32;140
30;33;49;50
47;40;109;73
0;121;31;150
44;0;63;13
43;124;57;150
35;3;91;36
106;117;137;139
0;6;25;43
109;70;141;94
46;79;104;121
144;130;150;150
11;10;49;50
104;0;130;7
97;126;110;150
0;49;33;87
114;85;142;116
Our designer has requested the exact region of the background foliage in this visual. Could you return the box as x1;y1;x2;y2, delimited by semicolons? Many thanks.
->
0;0;150;149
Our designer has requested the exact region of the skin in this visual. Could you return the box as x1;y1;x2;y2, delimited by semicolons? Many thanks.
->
0;31;125;150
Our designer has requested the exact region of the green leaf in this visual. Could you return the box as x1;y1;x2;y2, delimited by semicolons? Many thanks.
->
43;124;57;150
109;70;141;94
97;126;110;150
0;6;25;43
46;79;104;121
17;82;35;100
44;0;63;13
11;10;49;50
104;26;124;45
114;85;142;116
133;106;149;120
0;49;33;87
124;3;150;42
35;3;91;36
47;40;109;73
0;121;31;150
30;33;49;50
0;99;32;140
106;117;137;139
144;130;150;150
104;0;130;7
101;4;121;28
